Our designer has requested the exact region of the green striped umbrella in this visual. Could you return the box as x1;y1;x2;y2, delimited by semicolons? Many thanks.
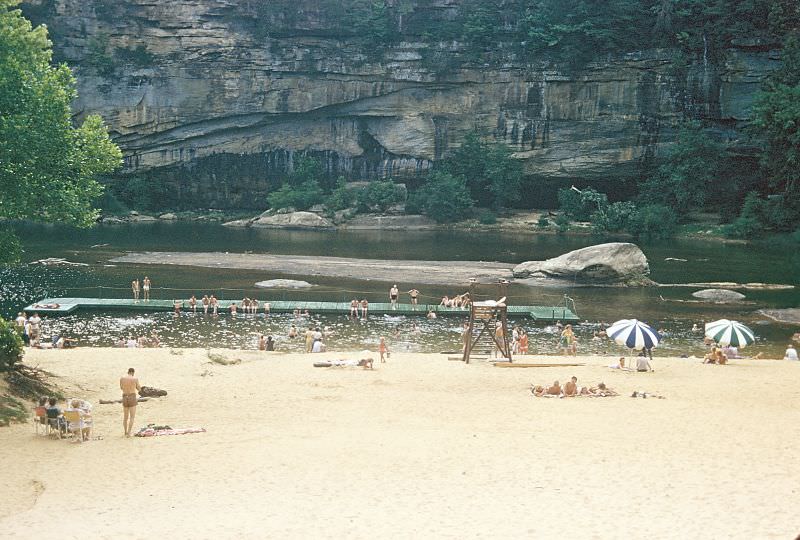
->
704;319;755;348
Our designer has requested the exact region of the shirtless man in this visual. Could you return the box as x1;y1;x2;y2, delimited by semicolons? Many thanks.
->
131;279;140;303
407;288;420;306
189;295;197;313
546;380;562;396
360;299;368;320
210;295;218;315
229;302;238;316
563;376;578;397
202;295;209;314
142;276;151;301
349;299;359;319
389;285;399;310
119;368;141;437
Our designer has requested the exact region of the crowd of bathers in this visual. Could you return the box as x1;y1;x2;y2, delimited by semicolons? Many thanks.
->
531;377;618;397
440;292;471;308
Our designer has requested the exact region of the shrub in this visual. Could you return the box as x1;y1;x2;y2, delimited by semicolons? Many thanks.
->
326;178;356;211
267;180;324;211
558;187;608;220
537;215;549;228
590;201;638;234
356;181;405;213
555;213;571;233
478;209;497;224
626;204;676;240
413;172;474;223
0;318;24;372
723;192;766;239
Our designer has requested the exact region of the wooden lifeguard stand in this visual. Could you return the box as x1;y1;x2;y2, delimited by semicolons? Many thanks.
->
462;297;512;364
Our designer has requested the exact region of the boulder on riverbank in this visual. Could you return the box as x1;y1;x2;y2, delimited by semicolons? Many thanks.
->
255;279;314;289
225;211;335;229
758;308;800;325
513;242;652;286
692;289;746;302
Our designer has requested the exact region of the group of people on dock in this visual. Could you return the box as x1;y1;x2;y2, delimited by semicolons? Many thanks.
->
130;276;151;303
439;292;471;309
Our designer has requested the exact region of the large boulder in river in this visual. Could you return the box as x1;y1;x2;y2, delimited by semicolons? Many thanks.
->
692;289;746;302
513;242;652;285
250;211;334;229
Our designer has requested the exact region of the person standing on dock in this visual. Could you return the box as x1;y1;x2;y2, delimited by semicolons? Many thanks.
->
142;276;151;301
407;288;420;307
389;285;399;309
120;367;141;437
131;279;140;303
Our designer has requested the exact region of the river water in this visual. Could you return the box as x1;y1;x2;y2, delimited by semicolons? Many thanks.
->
1;222;798;356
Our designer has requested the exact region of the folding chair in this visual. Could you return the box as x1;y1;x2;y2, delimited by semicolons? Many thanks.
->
63;410;88;443
33;406;47;435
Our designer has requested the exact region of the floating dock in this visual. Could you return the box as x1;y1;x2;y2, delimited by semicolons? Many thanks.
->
24;298;579;322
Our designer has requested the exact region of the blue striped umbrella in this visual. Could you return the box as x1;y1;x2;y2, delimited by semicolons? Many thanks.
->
704;319;755;348
607;319;662;350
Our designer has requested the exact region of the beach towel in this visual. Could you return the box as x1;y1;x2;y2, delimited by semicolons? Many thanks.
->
134;424;206;437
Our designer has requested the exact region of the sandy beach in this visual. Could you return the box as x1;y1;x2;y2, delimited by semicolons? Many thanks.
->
1;348;798;539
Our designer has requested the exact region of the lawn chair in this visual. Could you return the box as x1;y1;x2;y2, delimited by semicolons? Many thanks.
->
33;406;47;435
63;410;89;443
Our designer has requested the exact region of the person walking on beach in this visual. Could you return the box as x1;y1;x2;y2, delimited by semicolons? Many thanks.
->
142;276;151;301
389;285;399;310
120;368;141;437
131;279;140;303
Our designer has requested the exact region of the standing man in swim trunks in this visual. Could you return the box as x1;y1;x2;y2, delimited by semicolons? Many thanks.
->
389;284;399;310
142;276;151;301
131;279;140;303
407;288;419;308
120;367;141;437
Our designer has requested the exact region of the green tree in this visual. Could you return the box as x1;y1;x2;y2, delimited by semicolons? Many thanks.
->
442;131;522;209
638;122;724;215
748;36;800;230
0;0;122;262
267;155;325;210
410;171;473;223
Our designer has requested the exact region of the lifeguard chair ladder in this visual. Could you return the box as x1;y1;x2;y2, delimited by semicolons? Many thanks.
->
462;301;512;364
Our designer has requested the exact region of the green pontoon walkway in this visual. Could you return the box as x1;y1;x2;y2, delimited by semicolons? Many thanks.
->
24;298;579;322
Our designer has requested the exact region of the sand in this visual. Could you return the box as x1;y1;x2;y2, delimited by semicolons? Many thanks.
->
1;348;798;539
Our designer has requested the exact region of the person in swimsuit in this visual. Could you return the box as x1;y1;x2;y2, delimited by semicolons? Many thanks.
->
189;295;197;313
360;299;368;320
210;295;218;315
119;368;141;437
258;334;267;351
252;299;259;314
266;336;275;351
229;303;238;316
131;279;140;303
378;337;389;362
142;276;151;301
288;324;297;338
407;288;419;306
350;299;359;319
389;285;399;310
173;299;182;314
202;295;209;314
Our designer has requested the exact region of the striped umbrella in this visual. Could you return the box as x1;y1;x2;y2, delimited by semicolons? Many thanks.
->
606;319;662;350
704;319;755;348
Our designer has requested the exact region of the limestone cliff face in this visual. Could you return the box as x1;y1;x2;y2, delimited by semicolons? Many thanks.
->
22;0;780;209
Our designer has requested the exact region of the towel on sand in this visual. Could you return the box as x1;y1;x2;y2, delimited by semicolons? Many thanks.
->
135;424;206;437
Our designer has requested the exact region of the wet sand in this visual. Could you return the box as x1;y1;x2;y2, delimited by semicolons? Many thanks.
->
1;348;798;539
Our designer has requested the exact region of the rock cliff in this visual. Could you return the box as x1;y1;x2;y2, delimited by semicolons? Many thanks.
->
21;0;780;209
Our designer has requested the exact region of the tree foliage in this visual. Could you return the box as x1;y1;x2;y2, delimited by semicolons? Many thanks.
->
0;317;24;372
638;122;724;215
410;171;473;223
441;131;522;209
0;0;122;239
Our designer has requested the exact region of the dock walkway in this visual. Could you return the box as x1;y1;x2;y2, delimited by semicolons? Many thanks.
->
24;298;579;321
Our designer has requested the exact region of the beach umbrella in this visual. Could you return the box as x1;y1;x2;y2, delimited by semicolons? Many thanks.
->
704;319;755;348
606;319;661;350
